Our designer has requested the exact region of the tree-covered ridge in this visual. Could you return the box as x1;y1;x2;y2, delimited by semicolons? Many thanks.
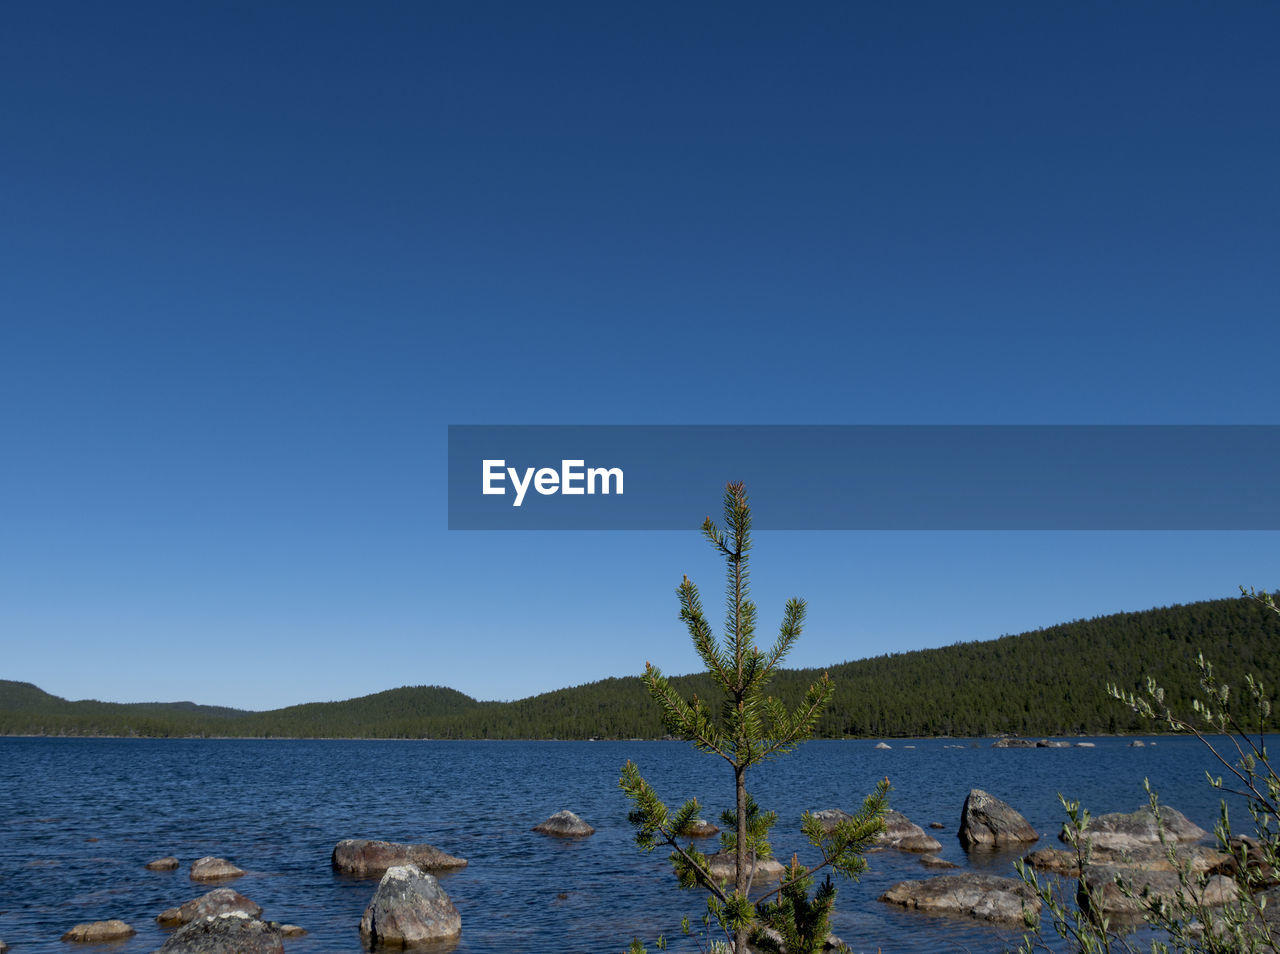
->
2;597;1276;739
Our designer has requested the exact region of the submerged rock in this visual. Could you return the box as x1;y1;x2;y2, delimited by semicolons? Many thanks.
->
189;856;245;881
919;854;958;869
1063;806;1208;852
879;873;1040;923
959;789;1038;848
532;810;594;837
157;888;262;926
332;839;468;876
874;810;943;853
360;864;462;946
147;856;180;871
61;920;136;942
156;912;284;953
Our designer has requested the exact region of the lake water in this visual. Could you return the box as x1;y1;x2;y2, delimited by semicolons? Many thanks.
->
0;736;1248;953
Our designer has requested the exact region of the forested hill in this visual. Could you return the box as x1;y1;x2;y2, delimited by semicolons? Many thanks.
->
2;597;1276;739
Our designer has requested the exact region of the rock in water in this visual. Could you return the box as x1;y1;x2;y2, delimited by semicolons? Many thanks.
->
147;856;180;871
811;808;853;832
157;888;262;926
189;856;245;881
332;839;468;876
874;742;891;750
874;810;943;852
61;920;136;942
705;851;785;884
879;873;1041;923
681;819;719;837
1064;805;1208;851
156;912;284;953
959;789;1039;848
532;810;594;837
1078;866;1239;915
360;864;462;946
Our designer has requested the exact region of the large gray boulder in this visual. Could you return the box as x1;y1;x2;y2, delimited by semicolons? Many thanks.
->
332;839;468;876
359;864;461;946
874;810;943;852
157;888;262;926
959;789;1039;848
1078;865;1240;915
879;873;1041;923
1064;805;1208;851
532;810;594;837
189;857;245;881
155;913;283;953
62;920;136;942
1025;844;1231;878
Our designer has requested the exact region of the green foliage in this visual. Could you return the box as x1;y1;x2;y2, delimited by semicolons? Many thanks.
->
1016;588;1280;953
619;483;885;954
4;596;1279;739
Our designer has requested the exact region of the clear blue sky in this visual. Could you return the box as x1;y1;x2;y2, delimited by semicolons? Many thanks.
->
2;3;1277;709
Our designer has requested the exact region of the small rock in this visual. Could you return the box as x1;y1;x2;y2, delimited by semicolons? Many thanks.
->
190;856;245;881
332;839;468;876
959;789;1038;848
991;738;1035;748
920;854;958;869
1023;848;1081;875
874;810;943;852
1075;741;1096;748
277;924;307;938
1035;739;1071;748
929;822;945;829
1130;740;1146;747
681;819;719;837
147;856;181;871
874;742;892;750
811;808;853;832
1;938;8;952
706;851;785;884
157;888;262;926
61;920;136;942
156;913;284;953
360;864;461;946
533;810;594;837
880;873;1040;923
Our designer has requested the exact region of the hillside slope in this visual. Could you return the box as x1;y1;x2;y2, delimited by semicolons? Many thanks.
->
2;597;1275;738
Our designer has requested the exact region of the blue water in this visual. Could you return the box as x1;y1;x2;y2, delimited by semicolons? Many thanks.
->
0;736;1247;953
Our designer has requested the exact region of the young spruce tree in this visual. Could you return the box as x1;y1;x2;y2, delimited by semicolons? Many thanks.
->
620;482;888;954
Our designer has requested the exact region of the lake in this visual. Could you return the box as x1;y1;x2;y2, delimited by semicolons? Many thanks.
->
0;735;1247;953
